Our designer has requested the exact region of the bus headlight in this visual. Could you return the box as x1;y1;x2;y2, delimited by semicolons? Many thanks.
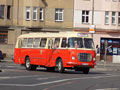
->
93;58;96;61
72;56;75;60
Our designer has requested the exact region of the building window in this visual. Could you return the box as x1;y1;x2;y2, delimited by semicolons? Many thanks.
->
0;5;4;19
7;6;11;19
118;12;120;25
112;12;116;25
33;7;37;20
82;10;89;24
40;8;44;21
55;8;63;22
105;11;109;24
26;7;31;20
0;32;8;44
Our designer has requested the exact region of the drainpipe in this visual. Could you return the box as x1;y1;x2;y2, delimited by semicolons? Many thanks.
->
17;0;19;26
12;0;14;26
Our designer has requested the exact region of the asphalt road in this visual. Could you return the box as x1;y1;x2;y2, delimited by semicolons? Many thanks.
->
0;61;120;90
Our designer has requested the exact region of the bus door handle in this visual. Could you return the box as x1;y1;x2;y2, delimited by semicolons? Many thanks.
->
40;50;43;54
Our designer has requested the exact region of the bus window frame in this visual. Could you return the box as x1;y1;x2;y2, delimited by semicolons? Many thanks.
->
18;39;22;48
68;37;83;49
40;38;47;48
33;38;41;48
61;37;67;49
22;38;28;48
54;38;60;49
27;38;34;48
48;38;54;49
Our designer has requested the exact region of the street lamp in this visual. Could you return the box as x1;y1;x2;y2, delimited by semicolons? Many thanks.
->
92;0;94;25
89;0;95;37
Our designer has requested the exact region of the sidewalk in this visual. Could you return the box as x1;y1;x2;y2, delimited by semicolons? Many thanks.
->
94;61;120;71
0;57;13;62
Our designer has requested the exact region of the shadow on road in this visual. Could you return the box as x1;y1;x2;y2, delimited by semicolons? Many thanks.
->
33;68;105;75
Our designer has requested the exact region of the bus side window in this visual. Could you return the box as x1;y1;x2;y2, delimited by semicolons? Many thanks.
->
33;38;40;48
54;38;60;48
22;38;27;48
27;38;33;48
61;38;67;48
48;39;53;49
40;38;47;48
18;39;22;48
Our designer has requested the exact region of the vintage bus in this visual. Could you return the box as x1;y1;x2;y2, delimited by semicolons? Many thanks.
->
14;32;96;74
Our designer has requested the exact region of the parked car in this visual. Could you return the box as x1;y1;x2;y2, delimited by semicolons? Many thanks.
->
0;50;4;61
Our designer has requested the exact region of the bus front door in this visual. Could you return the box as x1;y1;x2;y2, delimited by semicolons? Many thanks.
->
45;39;54;66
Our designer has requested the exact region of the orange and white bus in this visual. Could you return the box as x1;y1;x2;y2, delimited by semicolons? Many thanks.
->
14;32;96;74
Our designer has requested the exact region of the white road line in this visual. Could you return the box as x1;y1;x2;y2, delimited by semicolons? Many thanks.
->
0;74;120;87
0;77;11;79
0;75;40;80
95;88;119;90
12;75;41;78
6;66;15;68
37;77;57;80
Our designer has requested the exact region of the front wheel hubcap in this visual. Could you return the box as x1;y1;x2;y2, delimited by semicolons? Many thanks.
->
26;60;30;68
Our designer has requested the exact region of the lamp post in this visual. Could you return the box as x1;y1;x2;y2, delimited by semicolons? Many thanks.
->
89;0;95;37
92;0;94;25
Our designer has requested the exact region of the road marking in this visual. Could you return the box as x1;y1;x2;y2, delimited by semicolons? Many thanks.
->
12;75;41;78
6;66;15;68
0;77;11;79
0;74;120;87
37;77;57;80
0;75;41;80
95;88;119;90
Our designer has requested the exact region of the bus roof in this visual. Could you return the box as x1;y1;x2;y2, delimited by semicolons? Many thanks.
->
18;32;92;39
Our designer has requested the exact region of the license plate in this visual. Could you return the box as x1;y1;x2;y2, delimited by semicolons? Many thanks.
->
82;63;88;66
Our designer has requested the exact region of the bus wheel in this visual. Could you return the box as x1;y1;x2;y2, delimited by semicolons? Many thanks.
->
83;68;89;74
56;59;64;73
25;57;37;71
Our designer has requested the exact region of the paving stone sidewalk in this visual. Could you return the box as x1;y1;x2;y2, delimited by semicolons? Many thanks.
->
94;61;120;71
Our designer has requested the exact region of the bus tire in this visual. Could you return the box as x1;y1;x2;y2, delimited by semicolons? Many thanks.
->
25;57;37;71
56;59;64;73
83;68;89;74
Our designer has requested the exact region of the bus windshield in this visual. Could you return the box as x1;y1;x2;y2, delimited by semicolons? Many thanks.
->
68;37;94;49
84;38;94;49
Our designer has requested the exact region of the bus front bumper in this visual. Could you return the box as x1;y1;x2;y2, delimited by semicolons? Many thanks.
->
66;62;96;68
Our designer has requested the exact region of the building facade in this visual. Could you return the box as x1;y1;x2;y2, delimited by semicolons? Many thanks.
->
0;0;74;57
1;0;120;62
74;0;120;62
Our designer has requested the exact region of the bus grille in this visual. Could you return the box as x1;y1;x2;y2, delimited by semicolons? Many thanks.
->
78;53;92;62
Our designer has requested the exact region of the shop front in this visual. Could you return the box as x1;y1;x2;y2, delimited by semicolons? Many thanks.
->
93;32;120;63
100;38;120;63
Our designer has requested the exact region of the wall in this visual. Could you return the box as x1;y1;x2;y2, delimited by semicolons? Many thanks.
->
74;0;120;31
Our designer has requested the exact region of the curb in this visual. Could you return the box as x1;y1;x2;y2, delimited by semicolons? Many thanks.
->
0;60;13;63
93;67;120;71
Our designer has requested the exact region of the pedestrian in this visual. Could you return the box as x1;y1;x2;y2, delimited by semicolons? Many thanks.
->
96;45;100;54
